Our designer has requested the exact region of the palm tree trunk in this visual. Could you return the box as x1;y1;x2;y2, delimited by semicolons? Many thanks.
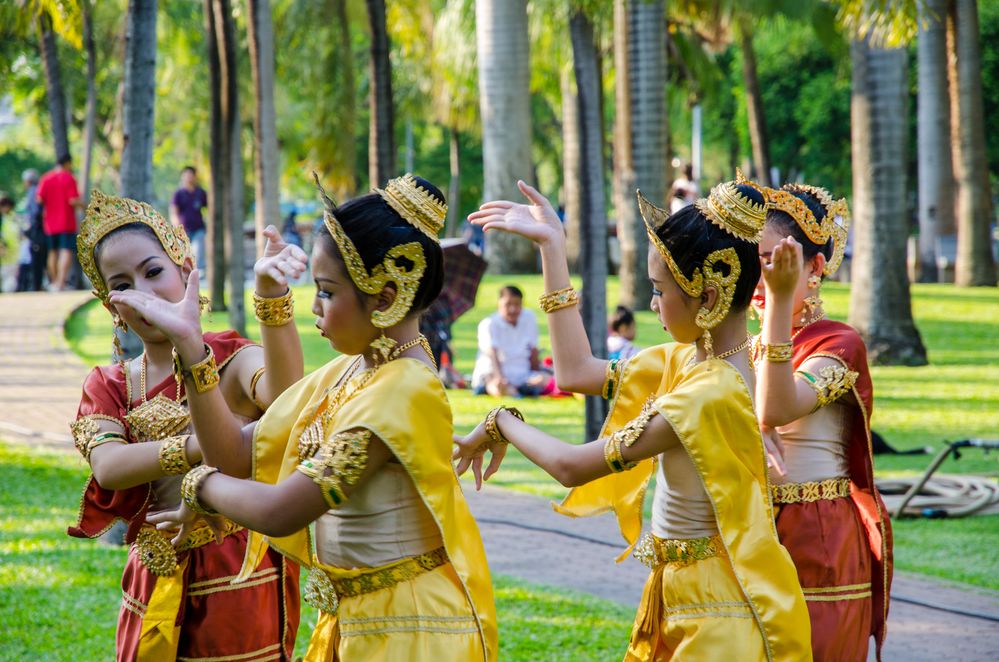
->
246;0;281;259
613;0;665;308
204;0;227;311
37;12;70;161
120;0;157;204
446;125;462;238
213;0;246;334
561;65;582;272
569;9;609;441
738;18;771;187
366;0;395;188
848;38;927;366
917;0;955;282
950;0;997;286
81;0;97;201
476;0;536;273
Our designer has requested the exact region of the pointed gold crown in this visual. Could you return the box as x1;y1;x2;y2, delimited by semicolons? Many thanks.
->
637;190;743;330
375;173;447;241
693;170;767;243
314;173;427;328
767;183;851;277
78;189;192;302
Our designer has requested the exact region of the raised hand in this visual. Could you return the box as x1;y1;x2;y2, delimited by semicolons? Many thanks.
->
108;269;203;346
760;236;803;300
467;180;564;249
254;225;309;297
452;421;508;491
145;502;224;548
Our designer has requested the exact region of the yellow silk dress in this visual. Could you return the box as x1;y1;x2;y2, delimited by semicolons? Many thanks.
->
555;343;812;661
239;355;497;661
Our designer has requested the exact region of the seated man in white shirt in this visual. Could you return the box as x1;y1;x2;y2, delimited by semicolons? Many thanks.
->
472;285;550;397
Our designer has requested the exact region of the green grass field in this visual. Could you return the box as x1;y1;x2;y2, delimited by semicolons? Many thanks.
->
62;275;999;592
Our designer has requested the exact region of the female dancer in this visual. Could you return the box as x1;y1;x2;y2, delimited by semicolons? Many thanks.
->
124;174;497;661
455;179;811;660
753;184;892;660
67;190;305;660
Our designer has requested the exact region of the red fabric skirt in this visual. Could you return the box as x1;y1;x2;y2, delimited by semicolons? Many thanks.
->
775;496;872;662
116;529;299;661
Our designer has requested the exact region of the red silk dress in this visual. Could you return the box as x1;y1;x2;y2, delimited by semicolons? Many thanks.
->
67;331;299;662
773;320;893;661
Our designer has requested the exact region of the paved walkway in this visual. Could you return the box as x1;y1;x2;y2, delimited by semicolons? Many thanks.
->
3;289;999;661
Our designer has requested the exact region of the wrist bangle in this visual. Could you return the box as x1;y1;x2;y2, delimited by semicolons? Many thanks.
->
538;287;579;314
484;406;525;446
253;290;294;326
764;342;793;363
159;435;193;475
173;343;220;393
182;464;219;515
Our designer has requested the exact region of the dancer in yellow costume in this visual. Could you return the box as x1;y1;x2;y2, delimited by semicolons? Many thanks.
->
130;174;496;661
455;178;811;660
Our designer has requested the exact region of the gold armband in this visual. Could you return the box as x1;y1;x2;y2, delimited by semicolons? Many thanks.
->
173;344;220;393
602;358;623;400
182;464;219;515
603;436;635;473
297;429;372;509
538;287;580;314
484;406;525;446
763;342;793;363
253;290;294;327
796;364;858;410
159;435;193;475
249;367;267;410
70;415;127;460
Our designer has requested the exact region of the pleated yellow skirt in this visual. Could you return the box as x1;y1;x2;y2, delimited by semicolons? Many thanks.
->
303;562;485;661
625;554;769;661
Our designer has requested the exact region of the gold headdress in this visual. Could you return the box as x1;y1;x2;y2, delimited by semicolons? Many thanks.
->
375;173;447;240
78;189;192;302
767;184;850;277
314;173;427;330
637;190;742;334
693;172;767;243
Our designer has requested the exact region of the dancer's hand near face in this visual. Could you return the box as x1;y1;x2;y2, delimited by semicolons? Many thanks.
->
468;180;565;249
108;269;203;348
254;225;308;297
760;236;802;302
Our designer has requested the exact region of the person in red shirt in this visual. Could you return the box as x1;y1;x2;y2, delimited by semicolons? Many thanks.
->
36;153;83;290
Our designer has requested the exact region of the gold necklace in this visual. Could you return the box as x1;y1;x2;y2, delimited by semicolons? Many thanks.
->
139;354;147;404
716;337;751;361
387;334;436;366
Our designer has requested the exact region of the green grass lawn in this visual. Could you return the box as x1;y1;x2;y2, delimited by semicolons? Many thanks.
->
0;441;633;661
63;276;999;591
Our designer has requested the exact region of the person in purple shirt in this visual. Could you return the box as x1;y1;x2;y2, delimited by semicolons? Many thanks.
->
169;165;208;270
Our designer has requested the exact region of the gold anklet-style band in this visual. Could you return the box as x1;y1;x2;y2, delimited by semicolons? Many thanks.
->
253;290;294;326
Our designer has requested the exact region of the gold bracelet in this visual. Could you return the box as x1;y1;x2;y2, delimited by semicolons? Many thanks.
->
603;436;635;473
182;465;219;515
173;344;220;393
538;287;580;314
484;406;525;446
602;359;621;400
763;342;793;363
253;290;294;326
159;435;193;475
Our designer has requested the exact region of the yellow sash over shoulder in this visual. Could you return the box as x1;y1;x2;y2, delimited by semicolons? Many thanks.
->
240;355;497;661
556;343;811;661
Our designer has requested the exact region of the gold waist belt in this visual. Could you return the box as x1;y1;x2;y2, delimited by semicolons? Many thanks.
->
304;545;450;615
134;520;242;577
771;477;851;504
633;532;726;570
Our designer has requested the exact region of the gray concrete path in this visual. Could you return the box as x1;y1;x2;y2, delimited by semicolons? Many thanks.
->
3;289;998;661
0;291;93;446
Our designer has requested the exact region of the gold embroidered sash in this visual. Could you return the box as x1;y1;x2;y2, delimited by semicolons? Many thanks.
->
771;477;851;504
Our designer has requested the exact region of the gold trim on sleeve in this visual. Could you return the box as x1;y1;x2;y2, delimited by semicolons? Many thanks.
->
297;429;372;509
796;364;858;410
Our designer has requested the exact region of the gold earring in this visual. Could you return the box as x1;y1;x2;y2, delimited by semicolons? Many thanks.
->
112;315;128;365
199;295;211;315
807;274;821;289
695;307;715;360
